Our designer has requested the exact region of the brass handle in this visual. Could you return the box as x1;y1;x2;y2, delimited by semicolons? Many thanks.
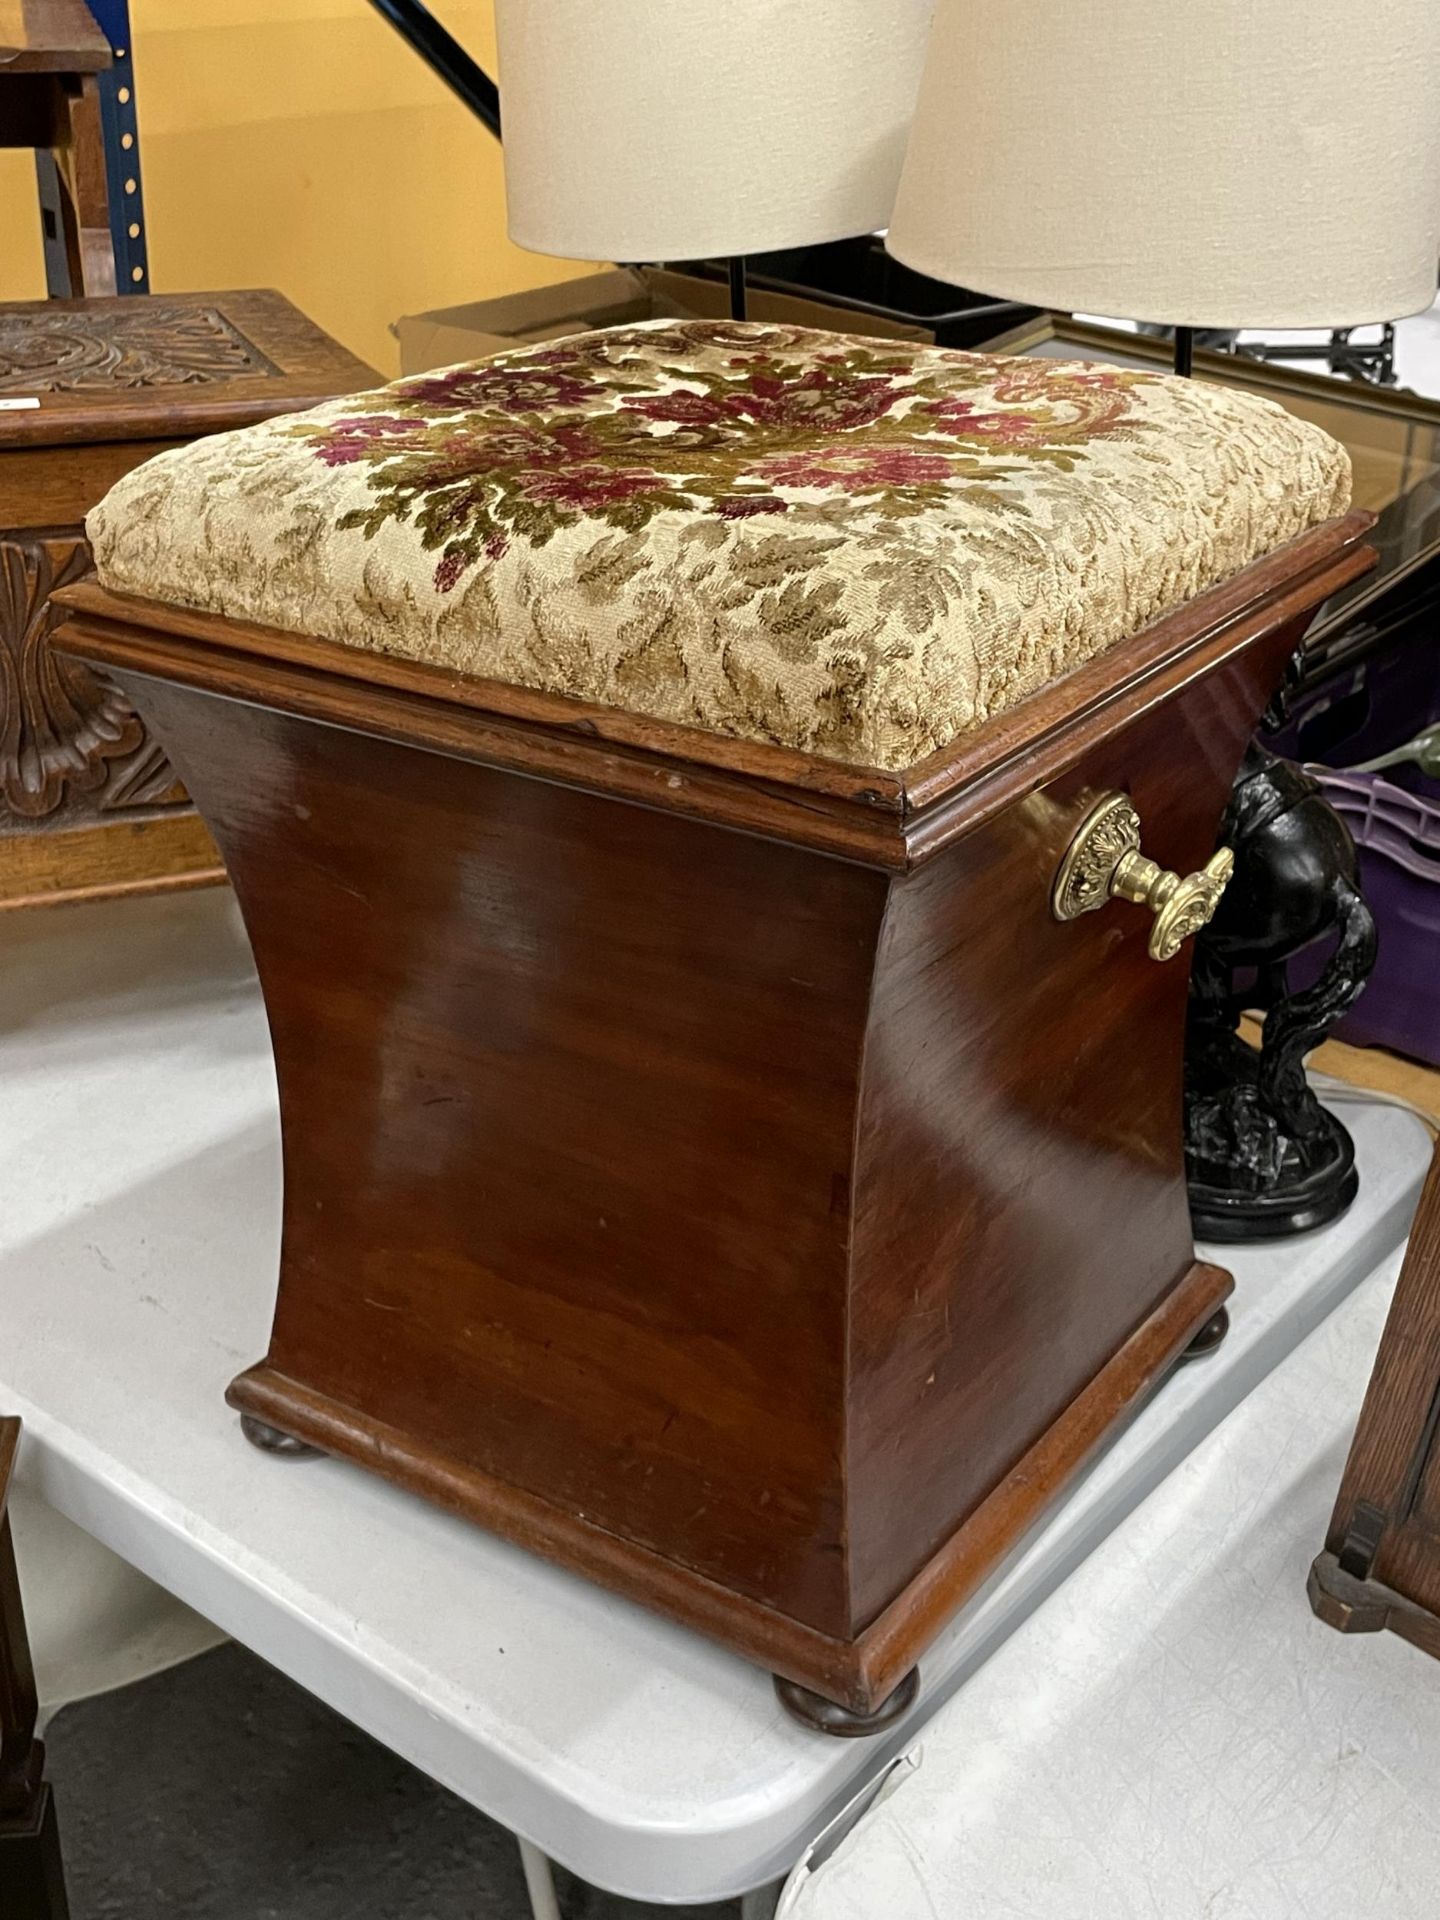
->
1051;792;1234;962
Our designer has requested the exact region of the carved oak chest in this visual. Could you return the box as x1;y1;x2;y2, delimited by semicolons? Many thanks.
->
0;290;372;909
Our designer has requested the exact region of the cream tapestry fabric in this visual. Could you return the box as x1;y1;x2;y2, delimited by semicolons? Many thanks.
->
88;321;1352;771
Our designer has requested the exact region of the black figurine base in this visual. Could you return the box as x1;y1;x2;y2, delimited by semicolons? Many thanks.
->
1189;1110;1358;1241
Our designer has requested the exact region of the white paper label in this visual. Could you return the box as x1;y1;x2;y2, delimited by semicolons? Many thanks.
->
0;398;41;411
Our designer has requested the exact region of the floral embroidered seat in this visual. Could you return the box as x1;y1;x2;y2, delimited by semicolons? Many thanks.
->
87;321;1351;772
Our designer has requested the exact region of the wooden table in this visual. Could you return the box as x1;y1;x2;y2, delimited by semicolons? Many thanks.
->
781;1234;1440;1920
0;888;1425;1912
1311;1140;1440;1651
0;0;114;298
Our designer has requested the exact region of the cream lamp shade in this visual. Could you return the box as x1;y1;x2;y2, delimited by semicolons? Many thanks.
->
887;0;1440;330
494;0;936;262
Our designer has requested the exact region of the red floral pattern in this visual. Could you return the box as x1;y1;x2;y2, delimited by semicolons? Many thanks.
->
292;322;1163;594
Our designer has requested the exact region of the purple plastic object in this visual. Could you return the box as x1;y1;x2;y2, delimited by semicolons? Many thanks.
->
1270;646;1440;805
1310;768;1440;1065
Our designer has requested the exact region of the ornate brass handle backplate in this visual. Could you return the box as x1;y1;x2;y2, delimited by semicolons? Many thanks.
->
1051;792;1235;962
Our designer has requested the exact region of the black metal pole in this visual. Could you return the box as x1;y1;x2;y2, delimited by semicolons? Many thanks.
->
729;257;748;321
366;0;501;138
1173;325;1195;377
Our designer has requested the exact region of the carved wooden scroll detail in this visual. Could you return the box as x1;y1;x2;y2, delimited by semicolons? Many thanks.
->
0;533;187;825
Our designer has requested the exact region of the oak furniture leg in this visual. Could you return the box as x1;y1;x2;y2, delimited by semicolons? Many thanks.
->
1308;1553;1440;1660
1310;1143;1440;1657
0;1418;71;1920
50;74;117;299
0;6;116;300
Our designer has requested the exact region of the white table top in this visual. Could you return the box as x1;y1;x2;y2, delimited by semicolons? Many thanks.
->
782;1239;1440;1920
1;890;1427;1905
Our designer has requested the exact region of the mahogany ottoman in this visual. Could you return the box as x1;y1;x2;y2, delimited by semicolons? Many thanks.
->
55;322;1369;1731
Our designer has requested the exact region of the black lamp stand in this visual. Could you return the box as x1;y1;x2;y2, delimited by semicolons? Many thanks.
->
729;256;748;321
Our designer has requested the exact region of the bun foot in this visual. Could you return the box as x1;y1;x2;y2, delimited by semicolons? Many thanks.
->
1181;1306;1230;1362
775;1667;920;1737
240;1414;320;1458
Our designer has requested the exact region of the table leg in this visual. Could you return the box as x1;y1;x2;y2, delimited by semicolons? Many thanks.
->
51;74;119;297
1;1786;70;1920
0;1419;71;1919
516;1834;562;1920
740;1884;783;1919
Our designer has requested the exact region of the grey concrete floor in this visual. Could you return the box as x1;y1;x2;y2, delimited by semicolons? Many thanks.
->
45;1644;742;1920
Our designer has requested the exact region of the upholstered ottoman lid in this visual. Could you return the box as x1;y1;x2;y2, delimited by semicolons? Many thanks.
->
87;321;1351;772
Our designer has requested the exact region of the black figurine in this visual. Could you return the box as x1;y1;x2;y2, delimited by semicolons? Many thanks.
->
1185;738;1377;1240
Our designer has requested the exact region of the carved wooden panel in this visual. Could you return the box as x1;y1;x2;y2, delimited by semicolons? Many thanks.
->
0;303;278;394
0;532;187;829
0;289;373;905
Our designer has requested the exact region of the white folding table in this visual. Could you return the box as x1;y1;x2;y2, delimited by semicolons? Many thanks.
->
780;1238;1440;1920
0;889;1426;1909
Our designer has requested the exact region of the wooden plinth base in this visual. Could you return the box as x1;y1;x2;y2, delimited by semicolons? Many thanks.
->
1308;1552;1440;1664
230;1260;1231;1719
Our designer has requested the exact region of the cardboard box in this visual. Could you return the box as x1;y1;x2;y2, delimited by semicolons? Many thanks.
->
394;265;930;374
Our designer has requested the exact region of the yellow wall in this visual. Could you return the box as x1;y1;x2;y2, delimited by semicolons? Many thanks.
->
0;0;598;375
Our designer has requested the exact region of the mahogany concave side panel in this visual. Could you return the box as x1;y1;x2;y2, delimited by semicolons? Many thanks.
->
125;680;886;1636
